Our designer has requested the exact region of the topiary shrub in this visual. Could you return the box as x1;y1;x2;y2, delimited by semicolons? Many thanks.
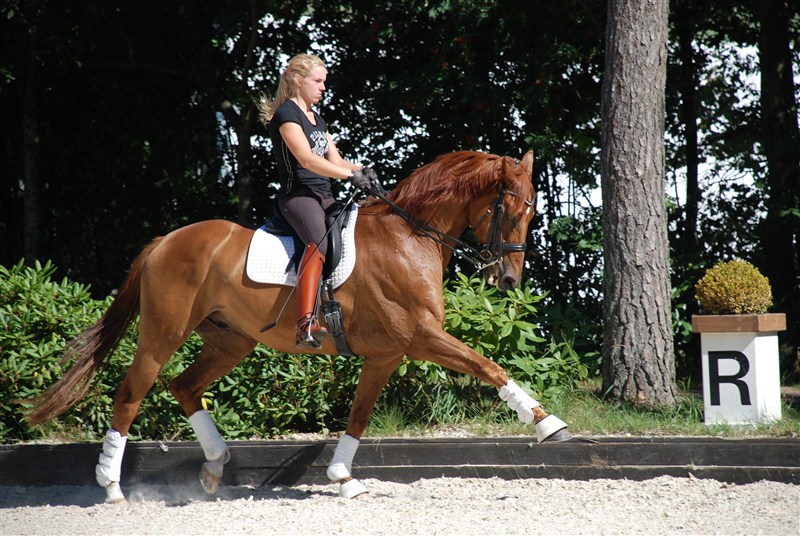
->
694;259;772;314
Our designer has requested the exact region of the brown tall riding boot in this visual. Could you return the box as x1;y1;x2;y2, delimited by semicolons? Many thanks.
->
295;243;329;349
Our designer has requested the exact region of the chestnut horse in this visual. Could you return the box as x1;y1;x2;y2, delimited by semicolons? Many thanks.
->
26;150;570;503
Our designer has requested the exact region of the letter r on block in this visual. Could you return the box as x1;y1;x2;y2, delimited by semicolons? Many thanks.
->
708;351;751;406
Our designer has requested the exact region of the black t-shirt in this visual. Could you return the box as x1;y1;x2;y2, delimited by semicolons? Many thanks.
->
269;100;332;197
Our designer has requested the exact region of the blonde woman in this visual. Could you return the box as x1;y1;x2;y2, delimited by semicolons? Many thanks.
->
258;53;376;349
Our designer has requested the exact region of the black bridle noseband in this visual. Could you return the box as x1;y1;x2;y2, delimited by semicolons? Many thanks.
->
366;185;531;271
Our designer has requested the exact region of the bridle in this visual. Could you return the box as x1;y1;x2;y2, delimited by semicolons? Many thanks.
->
366;185;531;271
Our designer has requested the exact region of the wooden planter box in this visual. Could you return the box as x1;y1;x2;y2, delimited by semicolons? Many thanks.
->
691;313;786;425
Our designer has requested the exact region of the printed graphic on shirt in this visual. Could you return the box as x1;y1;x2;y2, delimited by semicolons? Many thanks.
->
309;131;329;156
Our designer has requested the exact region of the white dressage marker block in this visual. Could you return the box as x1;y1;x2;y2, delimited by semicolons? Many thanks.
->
700;332;782;425
694;314;786;426
692;313;786;425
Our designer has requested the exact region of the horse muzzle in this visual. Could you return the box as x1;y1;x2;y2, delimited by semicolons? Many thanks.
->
482;262;519;291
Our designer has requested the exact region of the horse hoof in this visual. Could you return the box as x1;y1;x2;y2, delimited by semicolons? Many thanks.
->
339;478;369;499
200;460;224;494
545;427;572;442
104;482;127;504
535;415;570;443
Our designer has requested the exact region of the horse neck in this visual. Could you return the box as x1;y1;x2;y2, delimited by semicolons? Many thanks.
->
417;197;471;241
411;192;491;269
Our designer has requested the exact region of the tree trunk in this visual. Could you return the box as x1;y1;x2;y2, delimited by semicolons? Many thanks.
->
756;0;800;377
601;0;678;406
234;4;261;228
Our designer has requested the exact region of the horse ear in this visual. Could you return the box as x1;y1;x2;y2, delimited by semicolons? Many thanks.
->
520;151;534;175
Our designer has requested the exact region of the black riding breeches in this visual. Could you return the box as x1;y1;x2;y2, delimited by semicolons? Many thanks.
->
278;189;335;257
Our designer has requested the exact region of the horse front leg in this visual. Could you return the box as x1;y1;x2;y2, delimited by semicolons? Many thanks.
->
499;380;571;442
405;320;570;443
328;354;402;499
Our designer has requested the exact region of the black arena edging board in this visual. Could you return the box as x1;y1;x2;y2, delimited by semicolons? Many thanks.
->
1;437;798;488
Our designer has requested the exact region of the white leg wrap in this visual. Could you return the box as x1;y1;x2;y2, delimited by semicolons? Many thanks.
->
96;429;127;488
499;380;540;424
189;410;230;463
326;434;359;482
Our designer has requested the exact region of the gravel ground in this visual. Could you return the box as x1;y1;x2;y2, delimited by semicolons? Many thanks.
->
1;476;797;535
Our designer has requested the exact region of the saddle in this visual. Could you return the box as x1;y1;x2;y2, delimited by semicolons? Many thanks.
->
261;199;356;356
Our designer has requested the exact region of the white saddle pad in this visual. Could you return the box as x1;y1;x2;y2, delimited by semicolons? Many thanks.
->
245;204;358;289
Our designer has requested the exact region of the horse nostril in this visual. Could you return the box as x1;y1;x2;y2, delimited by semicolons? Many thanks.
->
501;274;518;290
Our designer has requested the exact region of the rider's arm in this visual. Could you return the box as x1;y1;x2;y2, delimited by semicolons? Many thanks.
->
324;131;362;173
279;123;360;179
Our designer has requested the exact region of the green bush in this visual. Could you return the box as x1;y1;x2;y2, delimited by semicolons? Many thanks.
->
208;350;361;439
1;260;104;441
1;262;596;443
695;259;772;314
442;272;597;398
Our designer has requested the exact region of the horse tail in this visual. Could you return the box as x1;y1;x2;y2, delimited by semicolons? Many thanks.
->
24;237;164;426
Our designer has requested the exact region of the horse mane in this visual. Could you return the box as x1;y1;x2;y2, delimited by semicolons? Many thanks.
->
363;151;518;217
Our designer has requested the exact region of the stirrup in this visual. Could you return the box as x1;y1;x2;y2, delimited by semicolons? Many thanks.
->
296;317;328;349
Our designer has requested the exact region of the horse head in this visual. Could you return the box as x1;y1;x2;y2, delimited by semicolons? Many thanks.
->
363;149;535;292
473;151;535;291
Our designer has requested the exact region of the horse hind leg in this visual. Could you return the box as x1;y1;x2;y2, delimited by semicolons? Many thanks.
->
95;429;128;504
168;321;256;495
97;338;182;504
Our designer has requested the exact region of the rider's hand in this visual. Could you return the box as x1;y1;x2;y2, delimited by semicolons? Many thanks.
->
368;172;388;196
361;167;378;183
351;169;373;190
362;167;388;195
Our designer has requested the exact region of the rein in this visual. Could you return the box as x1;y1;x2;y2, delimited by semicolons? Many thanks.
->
366;186;528;271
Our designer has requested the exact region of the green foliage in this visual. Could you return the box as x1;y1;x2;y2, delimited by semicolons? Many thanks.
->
670;270;701;377
0;260;106;441
526;208;604;376
444;272;545;362
446;273;598;397
207;350;361;439
695;259;773;314
367;403;409;436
